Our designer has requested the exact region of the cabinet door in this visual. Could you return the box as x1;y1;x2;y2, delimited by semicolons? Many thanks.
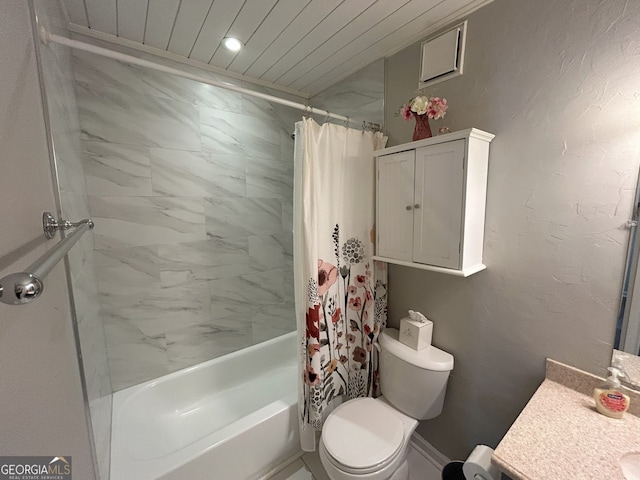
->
377;150;415;261
413;140;465;268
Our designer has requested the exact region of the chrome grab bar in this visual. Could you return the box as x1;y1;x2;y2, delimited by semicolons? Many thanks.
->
42;211;94;239
0;212;94;305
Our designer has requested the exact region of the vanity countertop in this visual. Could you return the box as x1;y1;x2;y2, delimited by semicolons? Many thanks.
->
492;359;640;480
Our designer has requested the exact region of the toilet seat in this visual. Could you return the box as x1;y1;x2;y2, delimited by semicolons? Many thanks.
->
322;398;405;474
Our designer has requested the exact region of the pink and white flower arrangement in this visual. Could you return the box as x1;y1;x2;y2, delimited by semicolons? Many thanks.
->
399;95;448;121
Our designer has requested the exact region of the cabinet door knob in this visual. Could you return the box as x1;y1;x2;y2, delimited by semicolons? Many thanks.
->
414;204;421;209
405;205;413;211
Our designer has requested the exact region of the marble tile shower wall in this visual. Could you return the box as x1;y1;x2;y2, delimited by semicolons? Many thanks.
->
72;49;300;391
309;59;385;127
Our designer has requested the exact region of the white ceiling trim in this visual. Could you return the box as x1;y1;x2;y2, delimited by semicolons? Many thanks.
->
66;23;312;99
273;0;414;88
63;0;494;98
369;0;494;65
302;0;493;96
259;0;378;84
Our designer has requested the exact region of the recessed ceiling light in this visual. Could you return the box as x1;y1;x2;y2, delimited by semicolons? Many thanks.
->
222;37;243;52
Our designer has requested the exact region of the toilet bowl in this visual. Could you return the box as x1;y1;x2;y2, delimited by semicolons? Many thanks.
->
318;328;454;480
319;397;417;480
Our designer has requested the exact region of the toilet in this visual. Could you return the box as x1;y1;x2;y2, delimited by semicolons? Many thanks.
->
319;328;454;480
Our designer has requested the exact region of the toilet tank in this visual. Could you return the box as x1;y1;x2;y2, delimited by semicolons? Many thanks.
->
379;328;454;420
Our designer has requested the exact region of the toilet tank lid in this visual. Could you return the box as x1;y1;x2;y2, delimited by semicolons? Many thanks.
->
380;328;454;371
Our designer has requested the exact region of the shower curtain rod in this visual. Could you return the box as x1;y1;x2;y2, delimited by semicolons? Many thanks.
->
40;29;382;132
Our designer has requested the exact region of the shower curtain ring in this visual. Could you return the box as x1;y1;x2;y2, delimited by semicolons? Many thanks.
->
325;111;330;124
344;117;350;128
362;121;366;132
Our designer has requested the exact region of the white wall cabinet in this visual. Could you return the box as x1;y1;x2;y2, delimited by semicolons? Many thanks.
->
374;128;494;277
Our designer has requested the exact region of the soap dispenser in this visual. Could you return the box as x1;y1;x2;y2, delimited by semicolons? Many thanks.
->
593;367;630;419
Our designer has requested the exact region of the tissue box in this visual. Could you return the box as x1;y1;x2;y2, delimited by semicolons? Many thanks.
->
399;317;433;350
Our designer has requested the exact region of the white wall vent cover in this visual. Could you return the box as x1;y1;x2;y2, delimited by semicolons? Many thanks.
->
419;21;467;89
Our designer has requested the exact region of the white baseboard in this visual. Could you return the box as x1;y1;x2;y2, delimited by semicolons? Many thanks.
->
410;433;451;471
266;433;450;479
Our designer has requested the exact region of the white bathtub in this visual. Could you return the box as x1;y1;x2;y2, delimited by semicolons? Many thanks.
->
110;332;300;480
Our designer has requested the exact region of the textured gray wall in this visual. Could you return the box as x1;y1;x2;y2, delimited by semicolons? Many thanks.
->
0;0;95;477
384;0;640;460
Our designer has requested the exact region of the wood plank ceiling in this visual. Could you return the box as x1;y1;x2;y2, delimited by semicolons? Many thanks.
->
62;0;489;97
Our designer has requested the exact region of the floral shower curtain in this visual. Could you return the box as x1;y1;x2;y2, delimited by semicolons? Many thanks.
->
293;118;388;451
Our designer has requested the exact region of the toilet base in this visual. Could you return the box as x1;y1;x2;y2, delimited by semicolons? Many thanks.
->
388;460;409;480
319;438;410;480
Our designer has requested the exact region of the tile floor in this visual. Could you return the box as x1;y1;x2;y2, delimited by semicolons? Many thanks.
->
271;445;442;480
